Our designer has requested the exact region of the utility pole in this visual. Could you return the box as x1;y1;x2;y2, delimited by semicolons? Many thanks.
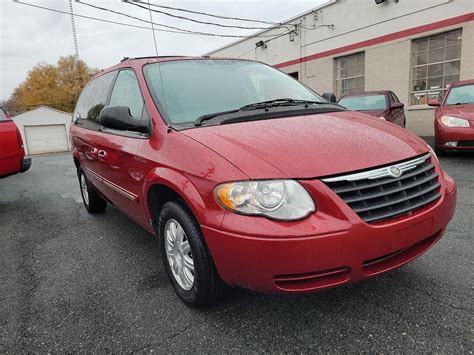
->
69;0;79;59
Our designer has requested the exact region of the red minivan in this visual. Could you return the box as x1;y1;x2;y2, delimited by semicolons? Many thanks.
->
0;109;31;178
71;57;456;306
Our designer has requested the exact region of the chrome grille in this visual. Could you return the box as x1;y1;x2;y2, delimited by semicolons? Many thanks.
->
322;154;441;223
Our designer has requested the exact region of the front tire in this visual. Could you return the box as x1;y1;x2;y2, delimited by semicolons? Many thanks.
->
157;200;225;306
78;168;107;213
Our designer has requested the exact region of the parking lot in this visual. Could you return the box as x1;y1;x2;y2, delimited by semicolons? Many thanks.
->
0;150;472;352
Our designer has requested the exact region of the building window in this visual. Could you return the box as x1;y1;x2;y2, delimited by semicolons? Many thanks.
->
410;29;462;105
335;52;365;98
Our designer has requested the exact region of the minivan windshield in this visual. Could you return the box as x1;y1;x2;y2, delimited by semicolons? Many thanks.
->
338;94;387;111
445;84;474;105
144;60;325;125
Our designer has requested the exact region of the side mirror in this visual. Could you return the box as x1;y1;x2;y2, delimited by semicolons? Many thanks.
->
99;106;148;134
391;102;404;109
322;92;337;103
427;98;440;107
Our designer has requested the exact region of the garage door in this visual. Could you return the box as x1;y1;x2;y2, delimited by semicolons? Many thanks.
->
24;124;68;155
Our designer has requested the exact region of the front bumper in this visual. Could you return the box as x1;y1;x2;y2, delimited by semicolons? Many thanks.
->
202;172;457;293
435;121;474;150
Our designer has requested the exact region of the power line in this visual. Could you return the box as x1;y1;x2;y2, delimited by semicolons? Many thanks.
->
73;1;286;38
76;1;196;35
77;1;238;37
236;48;256;59
134;1;283;26
13;1;189;35
15;1;284;39
129;1;289;31
235;29;296;58
135;1;325;33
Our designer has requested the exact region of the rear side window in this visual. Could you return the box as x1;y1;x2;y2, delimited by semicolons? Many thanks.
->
109;69;144;118
74;71;116;130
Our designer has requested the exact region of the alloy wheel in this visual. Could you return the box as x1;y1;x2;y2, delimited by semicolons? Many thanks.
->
80;173;89;206
164;219;195;290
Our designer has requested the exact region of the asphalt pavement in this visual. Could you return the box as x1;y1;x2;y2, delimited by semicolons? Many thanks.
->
0;151;472;352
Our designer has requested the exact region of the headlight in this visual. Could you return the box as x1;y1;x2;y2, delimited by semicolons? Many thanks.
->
214;180;315;221
441;115;469;128
378;116;386;120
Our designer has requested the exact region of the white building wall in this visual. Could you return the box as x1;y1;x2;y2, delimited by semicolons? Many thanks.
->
14;106;73;155
209;0;474;137
459;19;474;79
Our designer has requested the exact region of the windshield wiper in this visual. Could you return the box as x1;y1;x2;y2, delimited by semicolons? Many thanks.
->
194;108;241;126
194;98;330;127
240;98;325;110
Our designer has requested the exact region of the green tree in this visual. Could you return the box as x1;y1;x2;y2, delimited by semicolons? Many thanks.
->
6;55;98;114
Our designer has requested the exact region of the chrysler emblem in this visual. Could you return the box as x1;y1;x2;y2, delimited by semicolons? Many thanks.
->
389;165;402;178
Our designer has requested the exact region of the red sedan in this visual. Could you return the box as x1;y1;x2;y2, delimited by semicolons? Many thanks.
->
428;79;474;155
0;110;31;178
71;57;456;306
338;90;406;127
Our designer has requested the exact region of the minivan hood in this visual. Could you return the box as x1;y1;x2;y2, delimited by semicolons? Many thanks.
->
181;111;429;179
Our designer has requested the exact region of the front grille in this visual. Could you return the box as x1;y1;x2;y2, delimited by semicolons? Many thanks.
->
322;154;441;223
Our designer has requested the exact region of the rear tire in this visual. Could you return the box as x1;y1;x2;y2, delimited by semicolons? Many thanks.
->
157;200;225;307
78;168;107;213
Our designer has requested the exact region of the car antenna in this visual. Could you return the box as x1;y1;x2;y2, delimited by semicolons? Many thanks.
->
145;0;168;118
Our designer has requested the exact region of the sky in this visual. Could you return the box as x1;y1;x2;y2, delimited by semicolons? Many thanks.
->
0;0;326;102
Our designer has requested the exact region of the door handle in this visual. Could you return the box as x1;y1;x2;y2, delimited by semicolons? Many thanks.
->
98;150;108;160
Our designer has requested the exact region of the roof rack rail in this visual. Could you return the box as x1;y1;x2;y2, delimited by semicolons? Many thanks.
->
121;55;191;61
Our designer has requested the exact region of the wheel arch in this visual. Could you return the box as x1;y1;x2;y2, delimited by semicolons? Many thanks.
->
144;168;207;229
